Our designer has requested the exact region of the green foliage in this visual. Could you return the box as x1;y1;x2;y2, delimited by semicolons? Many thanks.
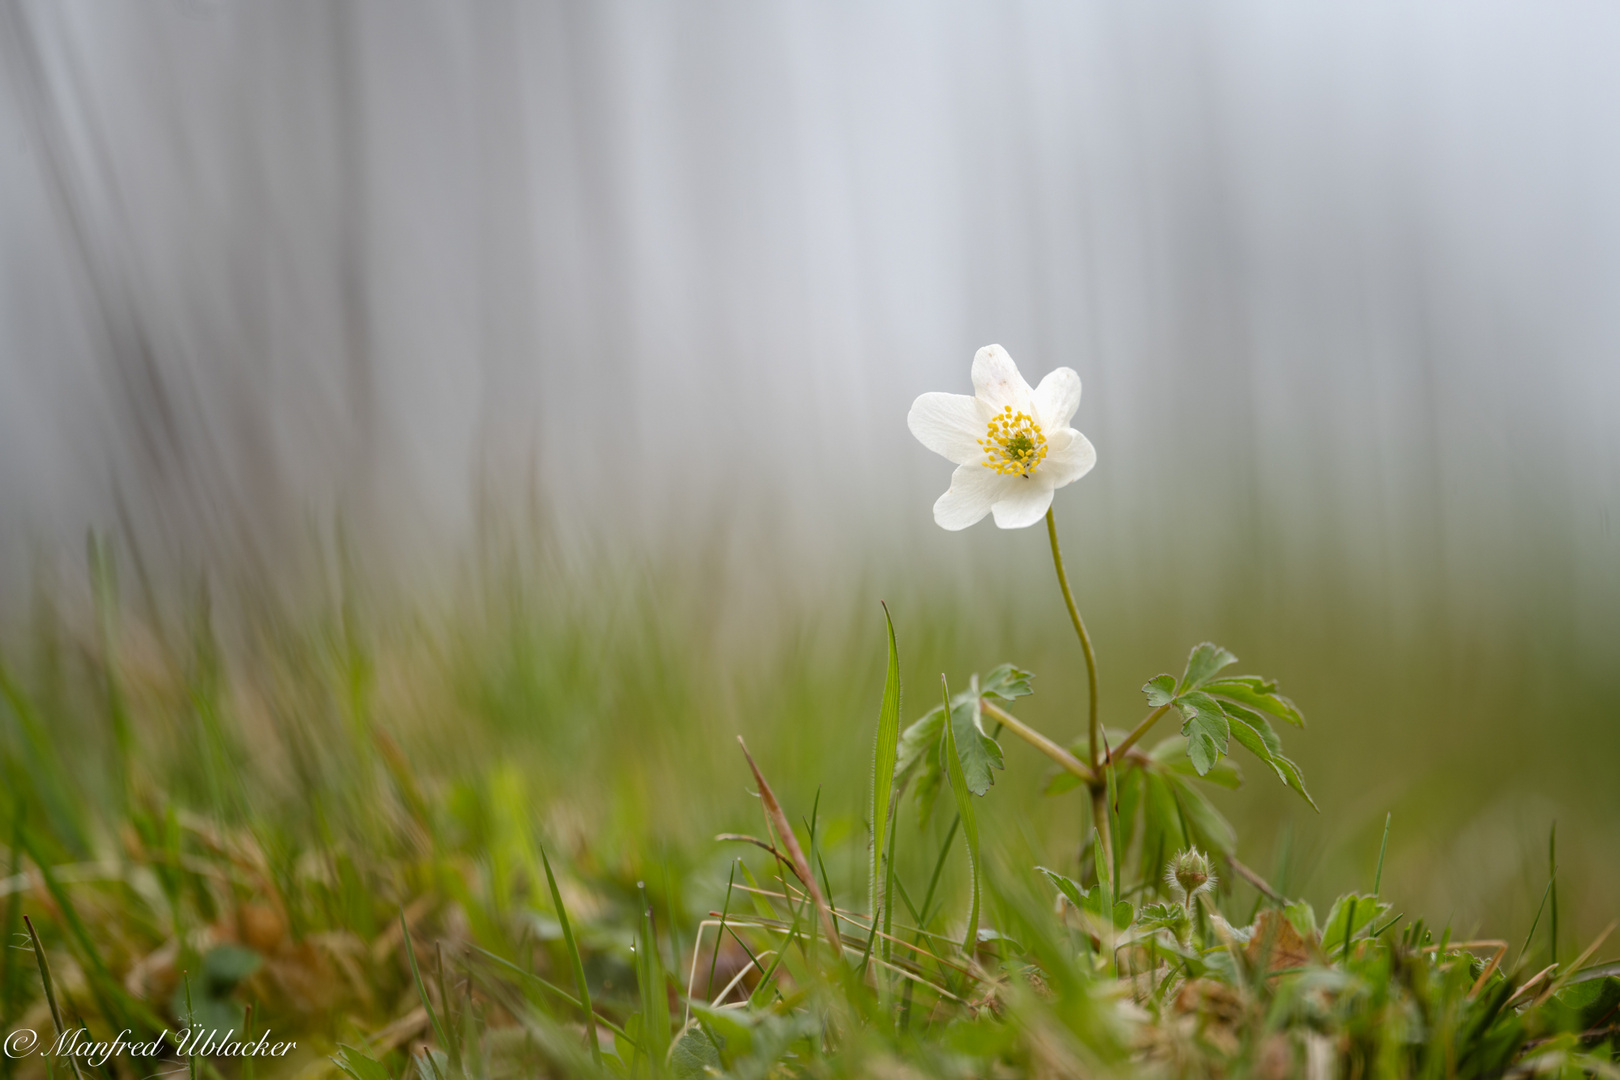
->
0;545;1609;1080
978;663;1034;702
1178;642;1238;692
670;1025;722;1079
895;666;1012;819
949;690;1004;797
1172;690;1230;775
1138;643;1315;808
331;1046;392;1080
1036;866;1133;931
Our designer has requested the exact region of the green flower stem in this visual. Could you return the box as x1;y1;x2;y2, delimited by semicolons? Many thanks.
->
1108;704;1172;764
1044;507;1109;861
979;699;1095;783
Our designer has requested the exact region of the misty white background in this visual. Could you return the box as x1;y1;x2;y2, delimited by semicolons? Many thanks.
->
1;1;1618;662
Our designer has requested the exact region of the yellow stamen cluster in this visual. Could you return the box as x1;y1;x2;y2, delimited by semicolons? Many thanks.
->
979;405;1048;476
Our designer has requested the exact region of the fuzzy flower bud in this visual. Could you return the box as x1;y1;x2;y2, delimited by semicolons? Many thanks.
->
1165;848;1217;905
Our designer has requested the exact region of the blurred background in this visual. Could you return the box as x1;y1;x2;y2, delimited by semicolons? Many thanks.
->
0;2;1616;949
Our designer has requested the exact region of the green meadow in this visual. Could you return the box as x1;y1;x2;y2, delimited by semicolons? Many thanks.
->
0;505;1614;1078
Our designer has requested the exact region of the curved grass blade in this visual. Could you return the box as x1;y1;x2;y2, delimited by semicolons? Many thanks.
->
400;912;452;1059
468;945;637;1047
23;915;86;1080
869;604;902;934
636;882;672;1077
940;676;981;956
539;841;601;1066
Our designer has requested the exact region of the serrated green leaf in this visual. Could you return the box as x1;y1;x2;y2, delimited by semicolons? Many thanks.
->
1204;675;1306;728
1036;866;1087;910
1143;673;1177;708
1221;699;1282;753
1178;643;1239;693
869;606;902;922
1174;691;1230;775
1137;902;1192;937
1037;866;1132;931
949;692;1004;798
1219;701;1317;809
1269;752;1316;811
979;663;1035;701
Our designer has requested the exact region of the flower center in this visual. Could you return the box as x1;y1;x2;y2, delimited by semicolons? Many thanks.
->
979;406;1048;477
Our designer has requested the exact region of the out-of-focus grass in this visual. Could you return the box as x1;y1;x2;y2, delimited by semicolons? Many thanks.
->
0;520;1614;1074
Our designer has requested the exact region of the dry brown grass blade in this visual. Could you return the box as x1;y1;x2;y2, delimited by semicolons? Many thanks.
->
736;736;843;956
1505;962;1559;1008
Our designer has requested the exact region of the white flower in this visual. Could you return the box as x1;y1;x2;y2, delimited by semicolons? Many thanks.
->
907;344;1097;530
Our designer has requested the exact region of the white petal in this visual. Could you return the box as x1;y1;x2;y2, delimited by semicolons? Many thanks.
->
933;464;1017;531
1040;429;1096;489
908;392;987;465
1034;367;1082;429
990;477;1057;529
970;344;1036;414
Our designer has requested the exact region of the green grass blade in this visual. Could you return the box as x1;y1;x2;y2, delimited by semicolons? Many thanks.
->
538;842;601;1066
400;912;453;1060
918;815;960;929
1373;812;1391;897
1516;877;1555;971
183;971;200;1080
467;945;636;1047
1340;897;1357;962
637;882;671;1077
23;915;86;1080
869;604;902;924
1103;745;1121;894
2;804;21;1073
880;785;901;965
706;862;738;1002
1548;822;1558;968
940;676;980;956
749;910;803;1009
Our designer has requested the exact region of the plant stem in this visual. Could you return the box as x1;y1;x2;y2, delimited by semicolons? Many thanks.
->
1109;704;1172;764
1044;507;1108;861
979;700;1094;783
1045;509;1099;762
